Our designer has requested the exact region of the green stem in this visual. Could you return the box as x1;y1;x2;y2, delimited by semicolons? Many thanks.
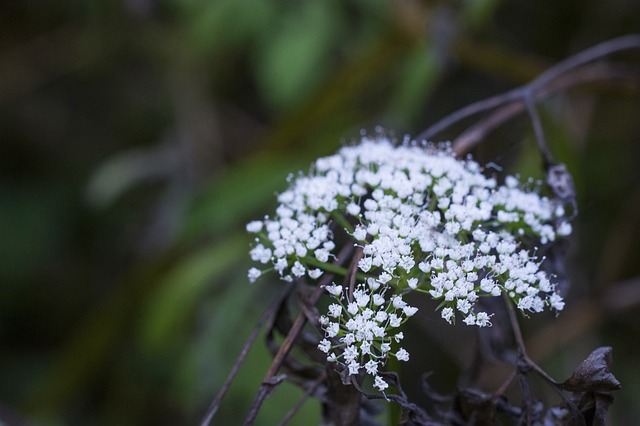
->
303;256;368;282
331;211;355;234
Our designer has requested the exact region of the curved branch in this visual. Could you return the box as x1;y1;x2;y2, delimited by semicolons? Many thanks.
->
418;34;640;150
452;62;640;156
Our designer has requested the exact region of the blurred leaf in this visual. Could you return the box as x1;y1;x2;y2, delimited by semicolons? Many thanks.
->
0;185;67;283
254;1;344;112
180;152;309;242
384;43;440;128
85;144;175;209
461;0;502;30
183;0;274;57
138;234;246;352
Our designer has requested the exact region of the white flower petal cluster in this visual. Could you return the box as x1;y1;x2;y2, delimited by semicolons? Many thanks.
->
247;136;572;389
317;282;413;391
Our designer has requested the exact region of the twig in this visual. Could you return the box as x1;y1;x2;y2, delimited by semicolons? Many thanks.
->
491;369;516;404
416;89;523;142
502;295;534;425
502;295;585;424
350;373;435;425
530;35;640;92
523;88;552;167
344;246;364;299
243;242;355;425
244;282;329;425
199;281;296;426
451;62;640;155
277;372;326;426
417;34;640;154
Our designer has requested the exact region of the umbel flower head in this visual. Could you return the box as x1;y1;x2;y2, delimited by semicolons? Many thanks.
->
247;136;571;391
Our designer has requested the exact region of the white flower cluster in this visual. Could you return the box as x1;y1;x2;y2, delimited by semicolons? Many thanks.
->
317;282;414;391
247;136;571;389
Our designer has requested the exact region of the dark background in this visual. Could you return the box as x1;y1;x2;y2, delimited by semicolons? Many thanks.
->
1;0;639;424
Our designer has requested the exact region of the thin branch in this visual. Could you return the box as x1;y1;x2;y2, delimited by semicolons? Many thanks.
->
277;372;326;426
199;281;296;426
244;283;329;425
344;246;364;299
503;295;585;424
452;62;640;155
244;374;288;425
350;373;435;425
530;34;640;91
523;88;553;166
243;242;355;425
416;88;523;142
491;369;516;404
418;34;640;148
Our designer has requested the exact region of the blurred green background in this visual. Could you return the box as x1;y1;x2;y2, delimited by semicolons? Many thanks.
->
1;0;640;425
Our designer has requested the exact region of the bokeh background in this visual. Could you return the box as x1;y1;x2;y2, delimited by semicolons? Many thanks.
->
1;0;640;425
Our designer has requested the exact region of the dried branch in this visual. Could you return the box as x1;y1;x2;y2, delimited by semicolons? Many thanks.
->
417;34;640;158
451;62;640;156
351;373;436;426
198;281;296;426
243;242;355;425
502;294;587;425
277;372;326;426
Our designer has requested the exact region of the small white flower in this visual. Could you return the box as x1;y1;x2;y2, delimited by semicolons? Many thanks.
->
344;345;359;361
291;261;306;277
315;248;330;263
328;304;342;318
348;361;361;375
463;314;476;325
375;310;388;322
364;199;378;211
347;202;361;216
274;258;288;273
549;293;565;311
325;284;343;297
246;221;263;233
364;359;379;375
367;277;381;291
456;299;472;314
318;339;331;353
475;312;492;327
391;295;406;309
308;268;323;279
374;375;388;391
402;306;418;317
352;226;367;241
326;323;339;338
388;313;402;327
372;294;385;306
395;348;410;362
358;257;372;272
407;277;419;289
441;307;454;324
557;222;572;237
505;175;519;188
248;268;261;283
